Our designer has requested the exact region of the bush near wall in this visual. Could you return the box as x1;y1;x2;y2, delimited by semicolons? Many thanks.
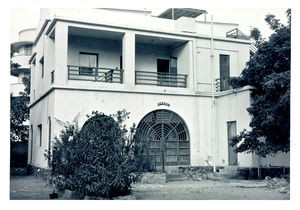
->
47;110;149;199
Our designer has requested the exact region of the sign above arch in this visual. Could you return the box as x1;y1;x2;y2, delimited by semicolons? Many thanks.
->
157;102;170;107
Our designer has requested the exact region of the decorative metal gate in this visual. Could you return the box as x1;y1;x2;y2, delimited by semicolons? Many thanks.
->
136;109;190;170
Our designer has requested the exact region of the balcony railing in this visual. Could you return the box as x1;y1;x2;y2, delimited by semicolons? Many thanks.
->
67;65;123;84
216;77;232;92
135;71;188;88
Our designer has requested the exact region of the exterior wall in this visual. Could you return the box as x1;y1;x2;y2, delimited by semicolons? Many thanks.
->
30;87;256;168
195;21;239;38
10;83;26;96
29;9;288;170
11;55;31;69
135;43;171;72
68;35;122;69
30;22;54;102
41;9;239;38
49;89;217;167
195;38;250;93
215;88;252;167
252;152;290;167
18;28;36;42
28;92;55;168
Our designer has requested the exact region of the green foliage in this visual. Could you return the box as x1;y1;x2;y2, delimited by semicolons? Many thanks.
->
10;93;30;142
47;110;148;198
10;77;30;142
10;47;31;142
230;10;290;156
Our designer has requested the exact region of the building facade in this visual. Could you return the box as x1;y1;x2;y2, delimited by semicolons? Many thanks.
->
11;28;35;96
28;8;289;169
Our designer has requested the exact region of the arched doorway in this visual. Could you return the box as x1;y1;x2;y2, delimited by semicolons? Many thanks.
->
136;109;190;170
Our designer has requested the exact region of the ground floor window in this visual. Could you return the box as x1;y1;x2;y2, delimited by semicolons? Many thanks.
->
37;124;42;147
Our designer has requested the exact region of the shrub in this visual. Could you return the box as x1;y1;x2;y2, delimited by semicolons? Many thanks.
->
47;110;148;198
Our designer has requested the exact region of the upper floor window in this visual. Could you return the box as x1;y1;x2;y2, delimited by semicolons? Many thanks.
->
219;54;230;91
79;52;98;75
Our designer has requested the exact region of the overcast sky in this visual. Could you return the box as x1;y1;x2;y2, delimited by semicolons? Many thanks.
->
10;8;288;42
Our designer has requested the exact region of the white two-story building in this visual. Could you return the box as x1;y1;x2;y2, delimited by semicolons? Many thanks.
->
28;8;289;170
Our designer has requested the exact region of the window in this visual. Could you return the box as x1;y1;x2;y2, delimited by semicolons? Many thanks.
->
219;54;230;91
79;52;98;75
38;124;42;147
39;56;44;78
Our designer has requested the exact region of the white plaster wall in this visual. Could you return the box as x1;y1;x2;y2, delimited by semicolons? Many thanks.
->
135;43;171;72
27;89;216;168
45;9;241;38
195;38;250;93
28;92;55;168
12;55;31;69
49;8;176;32
172;42;191;76
195;22;239;38
30;21;53;102
68;36;122;69
19;28;36;42
215;89;252;167
252;152;290;167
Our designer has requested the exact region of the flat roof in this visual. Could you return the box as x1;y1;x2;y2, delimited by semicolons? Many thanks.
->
158;8;206;20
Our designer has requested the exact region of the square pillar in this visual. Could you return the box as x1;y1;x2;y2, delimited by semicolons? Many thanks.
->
54;22;68;86
187;40;194;90
122;32;135;87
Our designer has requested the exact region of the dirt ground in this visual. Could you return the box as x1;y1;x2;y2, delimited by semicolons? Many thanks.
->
132;180;289;200
10;175;289;200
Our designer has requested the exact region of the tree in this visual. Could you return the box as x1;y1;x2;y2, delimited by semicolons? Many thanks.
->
47;110;147;198
10;48;30;142
230;9;290;157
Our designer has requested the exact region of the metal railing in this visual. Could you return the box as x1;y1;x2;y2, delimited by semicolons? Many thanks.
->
135;71;188;88
226;28;250;40
215;77;232;92
67;65;123;84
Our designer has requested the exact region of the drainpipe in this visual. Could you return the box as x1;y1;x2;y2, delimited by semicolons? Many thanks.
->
210;15;216;173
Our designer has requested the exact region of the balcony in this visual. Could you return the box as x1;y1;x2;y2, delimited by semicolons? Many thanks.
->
67;65;123;84
135;71;187;88
216;77;232;92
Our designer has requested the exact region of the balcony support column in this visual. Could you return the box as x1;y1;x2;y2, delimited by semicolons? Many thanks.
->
122;31;135;87
54;22;68;86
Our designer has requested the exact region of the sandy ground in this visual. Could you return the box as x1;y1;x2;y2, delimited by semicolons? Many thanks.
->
132;180;290;200
10;175;289;200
